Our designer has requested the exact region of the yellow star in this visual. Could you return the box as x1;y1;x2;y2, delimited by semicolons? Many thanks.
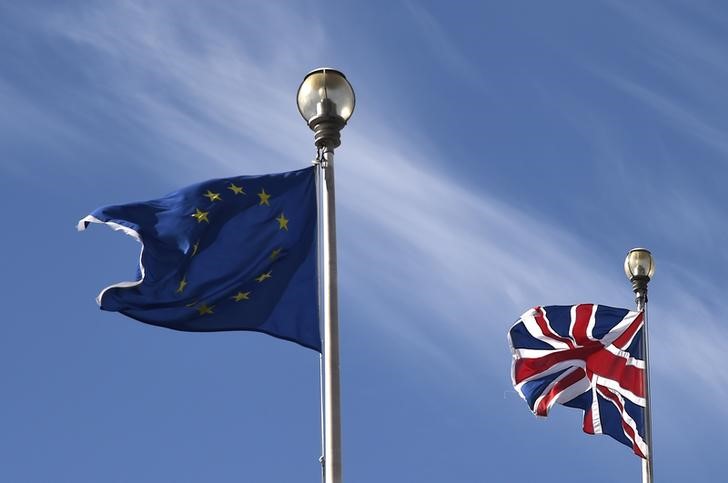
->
270;248;282;261
228;183;245;195
176;276;187;294
231;291;251;302
276;213;289;231
192;208;209;223
203;190;222;202
256;271;272;283
257;188;271;206
191;241;199;256
197;303;214;315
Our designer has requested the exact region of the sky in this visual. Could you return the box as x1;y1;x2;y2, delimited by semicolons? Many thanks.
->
1;1;727;481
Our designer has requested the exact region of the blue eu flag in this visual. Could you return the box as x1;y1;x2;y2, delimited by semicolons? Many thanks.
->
78;167;320;352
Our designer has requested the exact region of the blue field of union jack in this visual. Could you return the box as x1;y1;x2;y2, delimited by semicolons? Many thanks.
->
508;304;648;458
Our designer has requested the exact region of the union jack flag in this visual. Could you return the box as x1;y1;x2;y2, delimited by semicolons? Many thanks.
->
508;304;648;458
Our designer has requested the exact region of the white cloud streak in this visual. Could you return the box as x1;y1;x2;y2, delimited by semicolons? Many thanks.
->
0;80;87;177
599;0;728;159
402;1;483;86
38;0;728;414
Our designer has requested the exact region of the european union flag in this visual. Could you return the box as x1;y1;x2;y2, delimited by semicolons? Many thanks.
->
78;167;320;351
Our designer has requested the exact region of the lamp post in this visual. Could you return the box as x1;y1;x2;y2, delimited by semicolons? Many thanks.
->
624;248;655;483
297;68;355;483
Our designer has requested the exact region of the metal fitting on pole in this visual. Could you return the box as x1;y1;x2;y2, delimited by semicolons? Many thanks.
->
308;99;346;149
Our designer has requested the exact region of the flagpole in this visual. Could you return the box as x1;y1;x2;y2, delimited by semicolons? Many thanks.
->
314;158;327;483
297;68;355;483
635;291;653;483
319;147;343;483
625;248;655;483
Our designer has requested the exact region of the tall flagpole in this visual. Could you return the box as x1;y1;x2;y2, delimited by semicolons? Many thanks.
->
636;292;653;483
320;146;343;483
625;248;655;483
297;68;355;483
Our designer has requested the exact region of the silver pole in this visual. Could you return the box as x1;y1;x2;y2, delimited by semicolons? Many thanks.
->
318;353;326;482
635;289;653;483
319;146;343;483
315;161;326;483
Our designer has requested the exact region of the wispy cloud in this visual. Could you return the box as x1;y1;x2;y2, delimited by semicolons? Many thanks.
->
0;79;87;177
37;0;728;413
45;1;326;175
602;74;728;158
402;1;484;87
598;0;728;158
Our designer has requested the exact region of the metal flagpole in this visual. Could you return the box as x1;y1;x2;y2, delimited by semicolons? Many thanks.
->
636;293;653;483
297;68;354;483
314;160;327;483
625;248;655;483
319;147;343;483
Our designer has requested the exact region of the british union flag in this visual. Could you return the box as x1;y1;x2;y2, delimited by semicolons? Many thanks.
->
508;304;648;458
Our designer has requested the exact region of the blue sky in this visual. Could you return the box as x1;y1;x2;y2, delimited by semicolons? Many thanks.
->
1;1;727;481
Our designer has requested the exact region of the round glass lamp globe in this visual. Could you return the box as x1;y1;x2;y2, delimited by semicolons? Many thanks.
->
624;248;655;279
297;68;355;123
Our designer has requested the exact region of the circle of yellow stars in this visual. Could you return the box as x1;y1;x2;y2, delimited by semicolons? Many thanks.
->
179;182;292;316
